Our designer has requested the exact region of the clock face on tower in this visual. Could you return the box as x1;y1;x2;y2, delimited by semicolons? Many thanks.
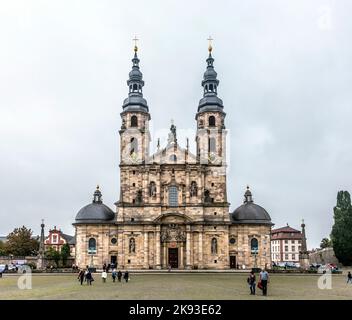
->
208;152;217;163
130;152;138;163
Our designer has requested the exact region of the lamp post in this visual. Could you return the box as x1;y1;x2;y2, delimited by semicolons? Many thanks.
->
252;249;258;270
90;254;93;270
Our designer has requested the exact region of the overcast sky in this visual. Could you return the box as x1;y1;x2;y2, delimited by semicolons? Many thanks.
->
0;0;351;249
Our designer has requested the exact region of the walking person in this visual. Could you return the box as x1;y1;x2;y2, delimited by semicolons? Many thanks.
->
102;270;107;283
78;269;85;285
259;268;269;296
86;270;94;285
347;271;352;284
112;269;117;282
117;270;122;282
103;263;106;272
247;270;256;295
124;270;129;283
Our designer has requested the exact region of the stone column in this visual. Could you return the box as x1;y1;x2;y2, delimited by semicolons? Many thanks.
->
163;243;167;268
157;169;161;204
198;232;203;269
186;169;190;203
144;231;148;269
186;226;192;269
179;243;184;269
155;227;161;269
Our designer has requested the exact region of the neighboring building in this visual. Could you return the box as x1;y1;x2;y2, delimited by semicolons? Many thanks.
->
44;226;75;255
73;44;274;270
309;247;339;266
271;224;303;264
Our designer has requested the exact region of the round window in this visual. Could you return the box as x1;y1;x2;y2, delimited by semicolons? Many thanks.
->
229;238;236;244
111;238;117;245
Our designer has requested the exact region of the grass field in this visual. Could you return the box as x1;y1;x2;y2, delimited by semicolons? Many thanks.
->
0;273;351;300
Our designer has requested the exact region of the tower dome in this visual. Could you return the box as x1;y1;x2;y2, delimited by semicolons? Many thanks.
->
122;45;149;113
197;43;225;114
231;186;273;225
74;186;115;224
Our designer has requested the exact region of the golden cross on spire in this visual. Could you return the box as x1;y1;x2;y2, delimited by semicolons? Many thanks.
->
133;36;139;52
207;36;213;53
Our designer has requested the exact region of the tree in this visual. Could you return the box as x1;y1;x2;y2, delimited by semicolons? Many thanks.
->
331;191;352;265
5;226;39;256
0;241;7;256
61;243;71;267
320;238;332;249
45;247;61;267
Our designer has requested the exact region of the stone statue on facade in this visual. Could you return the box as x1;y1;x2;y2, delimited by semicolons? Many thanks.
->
211;238;217;254
167;121;177;144
129;238;136;253
190;181;198;197
149;182;157;197
136;189;143;204
204;189;211;203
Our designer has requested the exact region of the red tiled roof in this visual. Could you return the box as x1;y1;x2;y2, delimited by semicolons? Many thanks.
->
271;225;303;240
272;226;300;234
271;233;303;240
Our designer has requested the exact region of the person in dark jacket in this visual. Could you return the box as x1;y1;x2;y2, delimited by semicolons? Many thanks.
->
85;270;94;285
247;271;256;295
117;270;122;282
347;271;352;284
124;271;129;283
77;269;85;285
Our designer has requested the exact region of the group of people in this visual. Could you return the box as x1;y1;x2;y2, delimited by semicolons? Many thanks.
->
101;269;129;283
77;267;94;285
77;265;130;285
247;269;269;296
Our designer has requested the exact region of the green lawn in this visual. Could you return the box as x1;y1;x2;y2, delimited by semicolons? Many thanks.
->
0;273;351;300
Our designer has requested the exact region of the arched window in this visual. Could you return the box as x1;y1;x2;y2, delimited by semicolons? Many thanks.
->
130;137;138;155
88;238;96;254
169;186;178;207
131;115;138;127
251;238;259;254
133;83;138;91
208;137;216;153
129;238;136;253
211;238;218;254
209;116;216;127
169;154;177;162
209;84;214;92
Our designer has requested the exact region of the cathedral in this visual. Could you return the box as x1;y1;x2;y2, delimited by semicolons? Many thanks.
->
73;43;273;270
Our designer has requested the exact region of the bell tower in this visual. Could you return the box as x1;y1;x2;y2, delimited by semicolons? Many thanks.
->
119;40;151;165
195;39;226;166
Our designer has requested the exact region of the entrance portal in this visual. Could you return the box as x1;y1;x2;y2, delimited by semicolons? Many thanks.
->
111;255;117;267
230;256;237;269
168;248;178;268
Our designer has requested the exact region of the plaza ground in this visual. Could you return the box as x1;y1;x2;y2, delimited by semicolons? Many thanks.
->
0;273;351;300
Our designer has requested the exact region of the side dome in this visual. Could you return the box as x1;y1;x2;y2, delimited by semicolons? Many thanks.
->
231;186;273;225
74;186;115;224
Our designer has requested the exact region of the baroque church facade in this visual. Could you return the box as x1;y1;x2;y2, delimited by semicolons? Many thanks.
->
73;44;273;270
